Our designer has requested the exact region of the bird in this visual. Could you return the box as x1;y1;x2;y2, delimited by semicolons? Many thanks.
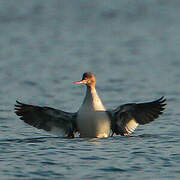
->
15;72;166;138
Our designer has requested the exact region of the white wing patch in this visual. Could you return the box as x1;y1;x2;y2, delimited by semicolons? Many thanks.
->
50;127;65;137
124;118;139;136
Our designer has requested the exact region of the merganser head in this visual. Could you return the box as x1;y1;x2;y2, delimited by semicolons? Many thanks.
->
74;72;96;87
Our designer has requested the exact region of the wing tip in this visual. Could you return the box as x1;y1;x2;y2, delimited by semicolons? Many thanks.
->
15;100;23;107
14;100;30;116
157;96;167;108
14;100;22;111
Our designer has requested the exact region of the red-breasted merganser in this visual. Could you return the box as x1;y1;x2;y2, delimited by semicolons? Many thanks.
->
15;72;166;138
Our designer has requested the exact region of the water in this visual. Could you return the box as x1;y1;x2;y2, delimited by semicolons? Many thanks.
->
0;0;180;179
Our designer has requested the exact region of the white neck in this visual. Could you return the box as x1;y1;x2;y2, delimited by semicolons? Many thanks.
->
82;86;106;111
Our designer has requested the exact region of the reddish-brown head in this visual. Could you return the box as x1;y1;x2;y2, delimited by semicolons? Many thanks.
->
74;72;96;88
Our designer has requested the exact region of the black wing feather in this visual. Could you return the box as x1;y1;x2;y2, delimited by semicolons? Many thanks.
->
109;97;166;136
15;101;77;137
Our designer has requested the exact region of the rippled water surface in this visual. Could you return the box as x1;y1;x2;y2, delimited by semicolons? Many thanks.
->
0;0;180;179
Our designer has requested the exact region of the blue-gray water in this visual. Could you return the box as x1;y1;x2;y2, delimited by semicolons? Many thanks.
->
0;0;180;179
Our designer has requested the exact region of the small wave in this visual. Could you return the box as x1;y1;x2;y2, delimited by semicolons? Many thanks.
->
99;167;127;172
0;136;61;144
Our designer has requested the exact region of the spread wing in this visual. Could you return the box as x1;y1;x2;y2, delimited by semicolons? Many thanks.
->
108;97;166;136
15;101;77;137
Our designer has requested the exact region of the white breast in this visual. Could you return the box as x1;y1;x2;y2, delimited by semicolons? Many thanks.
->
77;87;111;138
